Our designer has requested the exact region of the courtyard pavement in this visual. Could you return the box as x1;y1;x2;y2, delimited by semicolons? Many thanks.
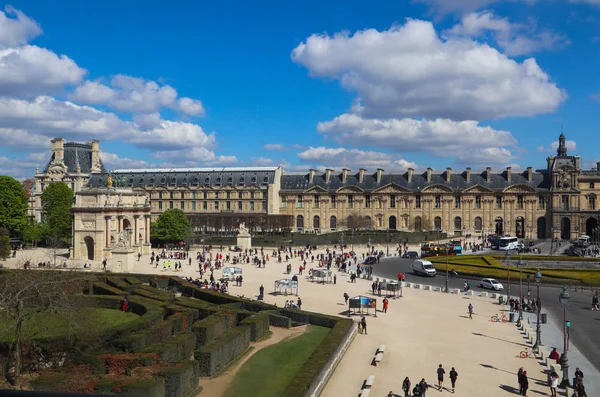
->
2;244;596;397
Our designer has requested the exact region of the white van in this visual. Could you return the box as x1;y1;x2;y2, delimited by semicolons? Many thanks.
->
412;259;436;277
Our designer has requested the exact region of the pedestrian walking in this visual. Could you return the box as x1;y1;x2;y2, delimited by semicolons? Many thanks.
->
574;377;588;397
449;367;458;393
549;371;558;397
521;370;529;396
468;303;474;319
344;292;349;304
333;274;337;284
297;297;302;310
383;297;389;313
437;364;445;391
402;377;411;397
517;367;524;395
419;379;429;397
360;316;367;334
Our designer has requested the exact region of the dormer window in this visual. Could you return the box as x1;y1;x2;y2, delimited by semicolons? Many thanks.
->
251;177;257;183
161;178;166;184
128;178;133;186
263;177;268;183
193;178;199;184
171;178;176;184
139;178;144;184
150;178;155;184
205;177;210;183
228;177;233;183
216;177;221;183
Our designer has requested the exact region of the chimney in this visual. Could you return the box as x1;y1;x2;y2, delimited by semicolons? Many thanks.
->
325;169;333;184
466;167;471;183
308;169;316;184
426;167;432;183
341;168;350;183
486;167;492;183
376;168;384;184
358;168;366;183
597;161;600;171
506;166;512;183
446;167;452;183
546;157;552;171
527;167;533;182
91;139;101;172
407;168;414;183
51;138;65;164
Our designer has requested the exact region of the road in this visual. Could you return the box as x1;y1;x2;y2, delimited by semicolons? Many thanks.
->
372;256;600;373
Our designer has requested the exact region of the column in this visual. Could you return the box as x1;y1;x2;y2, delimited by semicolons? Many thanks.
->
105;215;112;248
134;215;140;245
145;215;151;243
118;215;124;232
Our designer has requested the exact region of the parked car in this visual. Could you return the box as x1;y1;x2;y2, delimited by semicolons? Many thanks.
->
412;259;436;277
401;251;419;259
480;278;504;291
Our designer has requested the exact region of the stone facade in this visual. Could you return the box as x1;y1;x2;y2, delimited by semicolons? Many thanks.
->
71;187;151;261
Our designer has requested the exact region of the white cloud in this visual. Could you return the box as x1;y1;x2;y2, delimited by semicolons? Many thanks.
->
292;19;565;121
414;0;538;14
536;140;577;153
251;157;276;166
264;143;288;151
152;146;237;166
455;147;519;167
446;11;569;56
318;114;516;157
100;152;152;170
298;146;419;170
132;112;161;129
0;6;42;47
71;74;205;116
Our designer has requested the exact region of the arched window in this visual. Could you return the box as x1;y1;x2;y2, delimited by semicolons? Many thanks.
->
474;217;483;232
454;216;462;231
434;216;442;230
365;216;372;229
330;216;337;230
414;216;422;232
296;215;304;230
313;215;320;230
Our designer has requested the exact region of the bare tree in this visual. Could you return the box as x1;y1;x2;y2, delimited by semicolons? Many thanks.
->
0;268;88;386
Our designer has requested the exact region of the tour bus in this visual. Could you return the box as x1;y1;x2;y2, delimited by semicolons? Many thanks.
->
498;236;519;251
488;235;501;250
576;235;590;248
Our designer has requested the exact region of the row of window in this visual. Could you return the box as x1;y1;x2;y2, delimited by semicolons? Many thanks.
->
284;194;548;210
156;201;266;212
157;191;267;200
130;175;269;186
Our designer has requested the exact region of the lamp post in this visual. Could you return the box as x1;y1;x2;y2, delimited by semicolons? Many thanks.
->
526;274;531;306
516;258;525;327
532;269;543;352
340;231;345;258
550;226;556;255
386;228;389;257
505;251;511;304
558;287;571;388
445;243;449;293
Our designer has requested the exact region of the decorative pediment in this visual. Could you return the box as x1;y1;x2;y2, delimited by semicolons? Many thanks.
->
372;183;412;194
304;185;329;194
502;184;536;193
336;185;364;193
462;184;494;193
421;184;454;193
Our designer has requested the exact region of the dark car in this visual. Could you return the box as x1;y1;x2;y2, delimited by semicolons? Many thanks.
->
402;251;420;259
363;256;378;265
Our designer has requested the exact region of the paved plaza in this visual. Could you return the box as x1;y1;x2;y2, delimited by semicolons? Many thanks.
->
2;244;597;397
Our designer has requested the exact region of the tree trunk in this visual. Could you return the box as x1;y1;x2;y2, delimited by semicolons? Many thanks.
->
13;315;22;387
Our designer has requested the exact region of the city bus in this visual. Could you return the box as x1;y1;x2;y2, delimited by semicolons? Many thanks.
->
488;235;501;250
420;241;462;258
498;236;519;251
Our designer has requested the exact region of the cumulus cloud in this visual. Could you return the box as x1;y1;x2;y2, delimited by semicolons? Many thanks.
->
0;6;42;47
537;140;577;153
317;114;516;157
71;75;205;116
264;143;288;151
413;0;538;14
152;146;237;166
100;152;152;170
446;10;569;56
455;147;519;168
292;19;565;120
250;157;276;166
298;147;420;170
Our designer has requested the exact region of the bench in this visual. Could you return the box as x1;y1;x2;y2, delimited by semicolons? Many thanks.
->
374;352;383;365
360;389;371;397
364;375;376;388
377;344;386;354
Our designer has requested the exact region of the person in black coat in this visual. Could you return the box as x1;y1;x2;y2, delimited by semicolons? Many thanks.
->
520;370;529;396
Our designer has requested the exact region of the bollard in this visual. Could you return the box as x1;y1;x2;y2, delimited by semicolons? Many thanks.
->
480;292;488;298
452;288;460;294
423;285;431;291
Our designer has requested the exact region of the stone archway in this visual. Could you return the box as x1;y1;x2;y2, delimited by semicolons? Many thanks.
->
414;216;422;232
495;217;504;235
561;217;571;240
586;217;598;238
389;216;397;231
84;236;94;260
123;218;131;232
515;216;525;239
537;217;547;239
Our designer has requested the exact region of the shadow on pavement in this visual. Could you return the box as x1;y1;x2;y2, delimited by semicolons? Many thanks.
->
499;384;520;394
473;332;529;347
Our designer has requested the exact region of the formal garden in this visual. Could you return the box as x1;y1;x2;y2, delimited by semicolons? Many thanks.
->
0;269;353;397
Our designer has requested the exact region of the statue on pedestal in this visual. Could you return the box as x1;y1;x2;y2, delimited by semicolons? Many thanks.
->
114;231;131;250
239;222;249;236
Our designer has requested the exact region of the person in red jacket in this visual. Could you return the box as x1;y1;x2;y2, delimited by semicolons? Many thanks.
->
549;348;560;363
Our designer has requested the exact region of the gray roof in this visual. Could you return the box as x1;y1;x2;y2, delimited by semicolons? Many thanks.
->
86;169;277;188
43;142;106;174
281;170;551;193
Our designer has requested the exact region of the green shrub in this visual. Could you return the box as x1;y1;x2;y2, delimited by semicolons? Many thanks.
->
93;282;127;296
117;377;165;397
124;277;143;285
107;277;136;292
143;333;197;363
162;361;200;397
279;309;310;325
192;311;237;347
150;276;171;290
165;306;198;333
239;312;270;341
173;297;220;320
264;310;292;328
133;284;174;303
195;326;251;377
482;256;502;267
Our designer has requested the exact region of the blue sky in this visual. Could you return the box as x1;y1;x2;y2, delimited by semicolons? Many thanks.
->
1;0;600;178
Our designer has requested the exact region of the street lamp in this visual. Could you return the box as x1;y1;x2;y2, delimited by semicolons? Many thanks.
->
516;258;525;327
445;242;449;293
526;274;531;306
505;251;511;304
532;269;543;352
558;287;571;388
386;228;389;257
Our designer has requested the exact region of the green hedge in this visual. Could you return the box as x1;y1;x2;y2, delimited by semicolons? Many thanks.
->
239;312;270;341
150;276;171;290
264;310;292;328
165;306;199;333
93;281;127;296
162;360;201;397
490;254;600;262
195;326;251;377
192;311;237;347
143;333;197;363
124;277;144;285
173;297;220;320
283;319;353;397
482;256;502;266
133;284;175;303
107;277;136;293
116;377;166;397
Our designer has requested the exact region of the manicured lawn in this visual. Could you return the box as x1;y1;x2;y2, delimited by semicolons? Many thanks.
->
0;308;139;342
429;255;600;286
223;325;330;397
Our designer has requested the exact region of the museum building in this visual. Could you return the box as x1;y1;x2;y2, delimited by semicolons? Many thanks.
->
29;134;600;241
